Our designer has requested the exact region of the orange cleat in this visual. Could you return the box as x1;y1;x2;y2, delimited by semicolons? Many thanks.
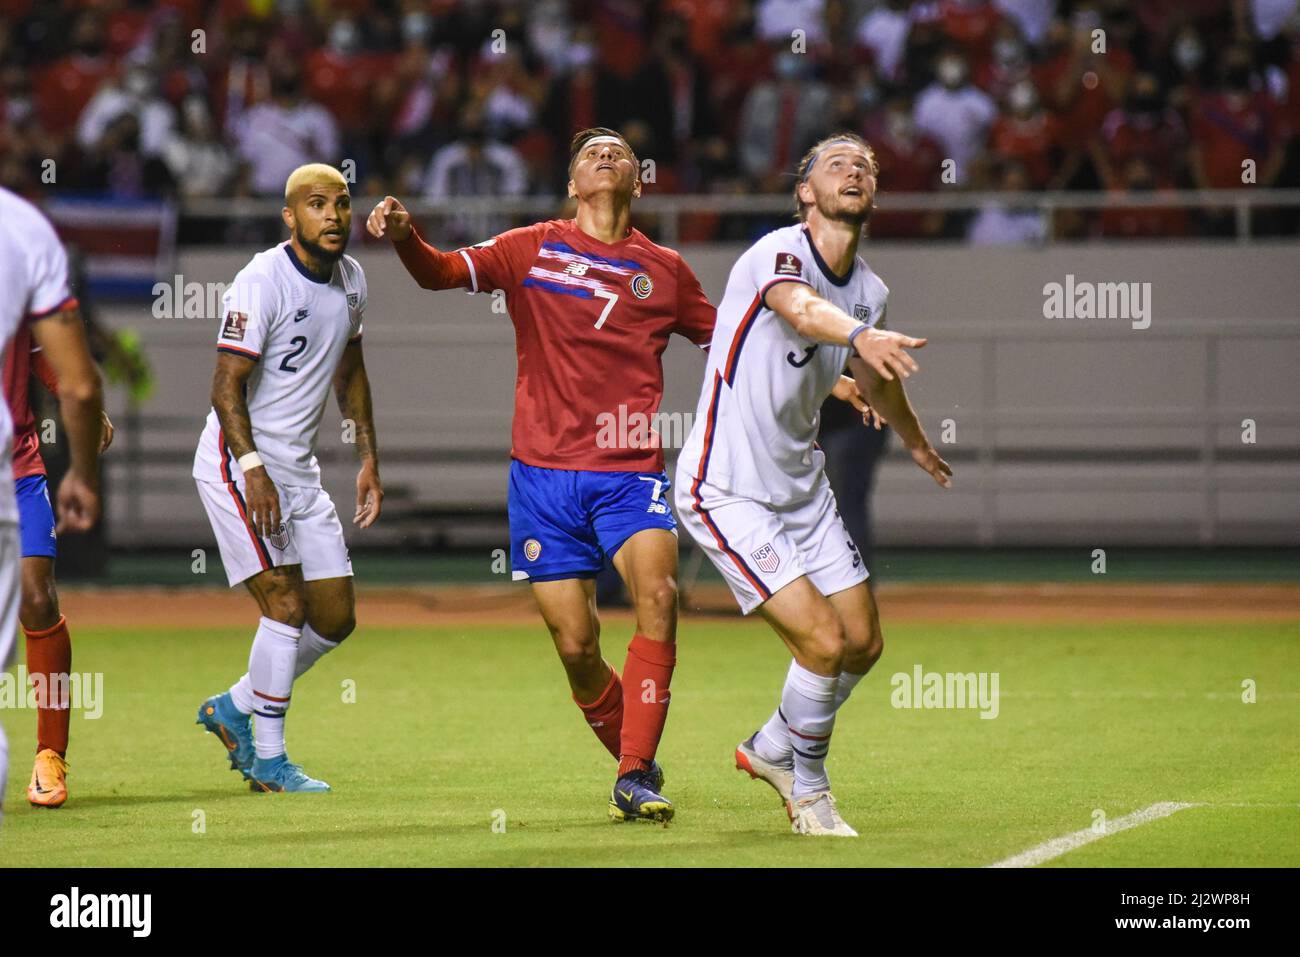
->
28;748;69;808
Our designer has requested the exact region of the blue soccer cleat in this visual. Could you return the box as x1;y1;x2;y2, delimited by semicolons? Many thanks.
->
647;759;665;794
248;754;331;794
196;692;254;780
609;767;674;824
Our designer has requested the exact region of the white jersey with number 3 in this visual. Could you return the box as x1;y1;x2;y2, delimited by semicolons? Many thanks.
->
677;224;888;505
193;243;365;489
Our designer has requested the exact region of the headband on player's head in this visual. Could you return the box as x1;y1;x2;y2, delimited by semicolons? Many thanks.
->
803;140;864;181
579;135;631;151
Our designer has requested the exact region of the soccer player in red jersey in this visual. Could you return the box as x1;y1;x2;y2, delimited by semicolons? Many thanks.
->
1;324;113;808
367;127;713;822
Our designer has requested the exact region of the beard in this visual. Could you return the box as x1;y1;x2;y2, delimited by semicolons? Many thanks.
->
296;225;348;264
820;193;873;226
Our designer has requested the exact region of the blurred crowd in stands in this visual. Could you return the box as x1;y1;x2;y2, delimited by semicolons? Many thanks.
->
2;0;1299;242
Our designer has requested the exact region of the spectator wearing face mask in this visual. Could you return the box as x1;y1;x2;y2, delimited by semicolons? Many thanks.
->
914;48;997;179
76;63;176;161
990;78;1062;188
868;97;948;239
738;50;832;189
423;109;528;243
162;95;237;200
1093;72;1188;188
234;62;340;198
975;19;1033;100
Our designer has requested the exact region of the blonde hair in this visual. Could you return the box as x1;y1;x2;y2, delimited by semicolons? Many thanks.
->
284;163;348;202
792;134;878;222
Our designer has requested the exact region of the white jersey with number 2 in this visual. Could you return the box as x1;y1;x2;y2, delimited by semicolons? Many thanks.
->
193;243;365;489
677;224;888;505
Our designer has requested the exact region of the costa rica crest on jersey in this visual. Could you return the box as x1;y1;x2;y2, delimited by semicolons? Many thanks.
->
630;273;653;299
524;538;542;562
751;543;780;574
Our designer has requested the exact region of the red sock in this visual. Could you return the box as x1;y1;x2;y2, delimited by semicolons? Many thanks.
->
25;615;72;757
617;634;676;776
574;665;623;760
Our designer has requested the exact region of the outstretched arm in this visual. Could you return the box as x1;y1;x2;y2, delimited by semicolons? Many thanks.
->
366;195;471;290
849;356;952;488
765;281;925;382
332;339;383;528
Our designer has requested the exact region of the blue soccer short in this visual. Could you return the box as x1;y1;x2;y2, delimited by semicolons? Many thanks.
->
508;460;677;583
15;474;57;559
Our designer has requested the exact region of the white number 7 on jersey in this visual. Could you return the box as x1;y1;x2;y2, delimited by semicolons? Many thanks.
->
594;289;619;329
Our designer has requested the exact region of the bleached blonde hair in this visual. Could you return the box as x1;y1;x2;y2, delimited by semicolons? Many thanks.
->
283;163;348;203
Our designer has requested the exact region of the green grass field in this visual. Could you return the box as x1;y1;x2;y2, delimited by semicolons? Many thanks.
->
2;615;1297;867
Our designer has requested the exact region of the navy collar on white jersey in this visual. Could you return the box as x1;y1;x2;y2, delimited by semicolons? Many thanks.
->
801;227;854;287
284;243;334;285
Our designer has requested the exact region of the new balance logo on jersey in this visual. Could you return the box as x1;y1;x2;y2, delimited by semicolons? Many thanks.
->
564;262;590;276
294;308;309;322
751;544;780;574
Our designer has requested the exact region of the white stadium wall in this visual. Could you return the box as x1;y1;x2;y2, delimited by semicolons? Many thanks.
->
99;240;1300;549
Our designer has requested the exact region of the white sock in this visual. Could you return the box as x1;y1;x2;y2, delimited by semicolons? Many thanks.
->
228;673;255;714
835;669;866;710
294;623;340;680
248;617;299;759
754;706;793;764
782;660;839;798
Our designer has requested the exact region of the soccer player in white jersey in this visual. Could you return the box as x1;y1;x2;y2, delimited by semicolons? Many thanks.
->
0;186;104;824
675;134;952;836
193;164;383;793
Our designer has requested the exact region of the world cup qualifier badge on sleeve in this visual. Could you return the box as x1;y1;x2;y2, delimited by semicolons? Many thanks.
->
222;311;248;341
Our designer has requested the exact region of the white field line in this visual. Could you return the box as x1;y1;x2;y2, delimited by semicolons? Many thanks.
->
987;802;1199;868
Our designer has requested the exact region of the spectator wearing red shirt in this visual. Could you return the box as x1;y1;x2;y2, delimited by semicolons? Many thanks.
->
869;97;947;239
1098;156;1189;239
990;79;1063;188
1189;46;1287;190
34;10;116;138
1093;72;1188;187
1036;11;1135;155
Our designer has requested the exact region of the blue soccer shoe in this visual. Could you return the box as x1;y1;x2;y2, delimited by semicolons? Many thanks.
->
196;692;254;781
249;754;331;794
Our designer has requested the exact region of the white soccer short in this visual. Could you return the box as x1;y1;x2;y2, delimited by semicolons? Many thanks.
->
196;476;353;587
0;521;20;823
676;476;868;615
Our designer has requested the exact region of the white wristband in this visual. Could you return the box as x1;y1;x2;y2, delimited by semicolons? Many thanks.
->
237;451;264;473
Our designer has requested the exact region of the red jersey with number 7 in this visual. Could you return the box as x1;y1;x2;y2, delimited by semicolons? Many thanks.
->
399;219;715;472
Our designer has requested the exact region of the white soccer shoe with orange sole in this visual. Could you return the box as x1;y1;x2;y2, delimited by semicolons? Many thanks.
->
735;734;795;805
